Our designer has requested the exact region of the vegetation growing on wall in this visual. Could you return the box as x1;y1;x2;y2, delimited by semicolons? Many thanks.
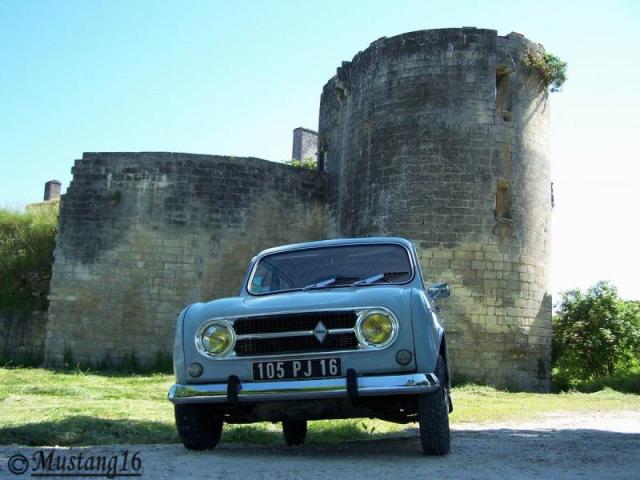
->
523;52;567;92
0;206;58;310
552;281;640;392
285;157;317;170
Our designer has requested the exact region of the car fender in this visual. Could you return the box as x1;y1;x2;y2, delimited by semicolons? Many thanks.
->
173;304;194;384
410;288;443;376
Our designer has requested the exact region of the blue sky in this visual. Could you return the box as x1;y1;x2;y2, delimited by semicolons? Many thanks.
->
1;0;639;299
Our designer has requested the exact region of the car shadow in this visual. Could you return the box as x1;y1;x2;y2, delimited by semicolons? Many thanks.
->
212;425;640;463
0;417;179;446
2;417;639;471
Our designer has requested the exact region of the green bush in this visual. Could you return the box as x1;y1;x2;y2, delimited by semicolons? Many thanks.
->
523;52;567;92
553;281;640;390
573;374;640;394
285;157;317;170
0;206;58;310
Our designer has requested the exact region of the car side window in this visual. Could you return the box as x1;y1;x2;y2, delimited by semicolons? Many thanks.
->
252;262;293;293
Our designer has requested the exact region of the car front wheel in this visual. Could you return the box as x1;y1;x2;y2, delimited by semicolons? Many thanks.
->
417;355;451;455
282;419;307;445
175;404;223;450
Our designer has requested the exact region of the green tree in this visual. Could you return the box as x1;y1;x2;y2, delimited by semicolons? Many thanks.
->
553;281;640;381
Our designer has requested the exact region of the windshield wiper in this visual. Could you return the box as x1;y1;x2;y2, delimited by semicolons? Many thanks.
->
351;271;410;287
302;276;359;291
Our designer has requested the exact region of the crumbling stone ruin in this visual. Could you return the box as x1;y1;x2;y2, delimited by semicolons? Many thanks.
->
45;28;552;390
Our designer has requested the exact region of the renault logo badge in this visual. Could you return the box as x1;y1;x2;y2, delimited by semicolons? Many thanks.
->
314;321;328;343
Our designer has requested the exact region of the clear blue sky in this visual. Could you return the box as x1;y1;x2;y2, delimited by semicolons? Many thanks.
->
1;0;639;299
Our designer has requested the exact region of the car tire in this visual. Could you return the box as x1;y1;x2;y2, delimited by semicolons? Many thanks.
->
417;355;451;455
282;419;307;445
175;404;223;450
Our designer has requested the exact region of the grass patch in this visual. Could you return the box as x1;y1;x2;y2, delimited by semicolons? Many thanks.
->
1;368;639;446
0;207;58;310
449;383;640;424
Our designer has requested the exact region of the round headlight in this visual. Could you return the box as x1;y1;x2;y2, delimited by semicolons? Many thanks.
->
199;321;235;356
356;309;398;348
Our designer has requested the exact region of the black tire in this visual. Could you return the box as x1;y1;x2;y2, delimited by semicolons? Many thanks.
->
417;355;451;455
174;404;223;450
282;419;307;445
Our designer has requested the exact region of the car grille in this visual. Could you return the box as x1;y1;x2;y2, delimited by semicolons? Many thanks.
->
233;311;359;357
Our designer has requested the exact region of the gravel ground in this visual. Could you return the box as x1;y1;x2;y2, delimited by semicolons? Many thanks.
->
1;411;639;480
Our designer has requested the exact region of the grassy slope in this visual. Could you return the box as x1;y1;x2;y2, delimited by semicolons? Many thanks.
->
1;368;639;446
0;206;57;310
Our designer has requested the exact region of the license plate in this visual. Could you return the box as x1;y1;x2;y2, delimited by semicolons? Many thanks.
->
252;358;341;381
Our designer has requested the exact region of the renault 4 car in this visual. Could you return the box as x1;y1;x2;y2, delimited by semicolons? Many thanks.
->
168;237;452;455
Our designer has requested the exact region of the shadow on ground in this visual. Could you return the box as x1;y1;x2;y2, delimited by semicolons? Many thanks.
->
0;417;179;446
2;418;639;470
0;417;372;447
2;426;638;480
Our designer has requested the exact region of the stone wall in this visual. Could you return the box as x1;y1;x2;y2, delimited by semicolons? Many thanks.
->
0;311;48;365
318;28;552;390
45;153;326;367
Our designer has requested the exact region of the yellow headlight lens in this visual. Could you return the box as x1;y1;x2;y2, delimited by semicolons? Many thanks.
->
202;324;232;355
361;312;393;345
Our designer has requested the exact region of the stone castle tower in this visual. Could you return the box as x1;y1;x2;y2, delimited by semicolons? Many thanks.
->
45;27;552;390
318;28;552;389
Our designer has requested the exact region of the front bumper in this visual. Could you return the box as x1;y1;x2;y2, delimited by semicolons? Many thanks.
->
168;372;440;404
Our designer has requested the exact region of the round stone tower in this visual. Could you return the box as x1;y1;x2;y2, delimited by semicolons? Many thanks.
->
318;27;552;391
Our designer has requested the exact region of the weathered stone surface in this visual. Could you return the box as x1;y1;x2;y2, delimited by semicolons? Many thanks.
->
319;28;552;391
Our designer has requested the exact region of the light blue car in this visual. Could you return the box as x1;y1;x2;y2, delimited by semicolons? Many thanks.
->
168;237;452;455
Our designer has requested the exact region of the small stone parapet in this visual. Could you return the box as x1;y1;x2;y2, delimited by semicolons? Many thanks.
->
292;127;318;162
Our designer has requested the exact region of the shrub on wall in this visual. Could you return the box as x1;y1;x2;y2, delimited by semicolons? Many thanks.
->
523;52;567;92
0;206;58;310
552;281;640;391
285;158;317;170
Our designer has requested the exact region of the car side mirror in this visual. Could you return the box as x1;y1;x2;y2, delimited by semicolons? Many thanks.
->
427;282;451;300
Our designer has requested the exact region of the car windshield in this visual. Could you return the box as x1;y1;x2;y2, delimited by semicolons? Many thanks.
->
248;243;413;295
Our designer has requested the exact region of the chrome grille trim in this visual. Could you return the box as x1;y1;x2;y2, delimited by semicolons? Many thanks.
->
236;328;356;341
233;311;359;357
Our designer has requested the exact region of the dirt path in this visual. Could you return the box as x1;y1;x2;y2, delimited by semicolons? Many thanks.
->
1;411;639;479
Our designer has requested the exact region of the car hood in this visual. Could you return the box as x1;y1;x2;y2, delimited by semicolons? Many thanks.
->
186;286;414;322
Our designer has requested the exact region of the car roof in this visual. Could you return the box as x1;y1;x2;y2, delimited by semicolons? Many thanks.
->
254;237;415;258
